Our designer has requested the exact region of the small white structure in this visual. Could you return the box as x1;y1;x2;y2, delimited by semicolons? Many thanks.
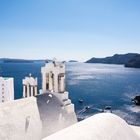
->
41;59;75;114
0;77;14;103
22;74;38;98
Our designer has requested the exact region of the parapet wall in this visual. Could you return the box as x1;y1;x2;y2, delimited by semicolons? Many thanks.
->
0;97;42;140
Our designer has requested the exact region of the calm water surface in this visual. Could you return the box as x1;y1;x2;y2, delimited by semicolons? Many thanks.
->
1;62;140;125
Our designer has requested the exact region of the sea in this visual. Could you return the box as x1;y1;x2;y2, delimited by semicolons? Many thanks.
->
1;62;140;125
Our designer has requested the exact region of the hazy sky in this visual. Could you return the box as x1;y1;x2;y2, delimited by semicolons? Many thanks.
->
0;0;140;61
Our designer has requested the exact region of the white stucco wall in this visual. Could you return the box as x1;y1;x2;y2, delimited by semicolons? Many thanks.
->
130;125;140;138
0;97;42;140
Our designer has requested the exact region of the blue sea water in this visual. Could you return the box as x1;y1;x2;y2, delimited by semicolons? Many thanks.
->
0;62;140;125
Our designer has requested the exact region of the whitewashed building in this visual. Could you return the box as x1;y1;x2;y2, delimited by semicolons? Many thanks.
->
23;74;38;98
0;77;14;103
41;59;75;114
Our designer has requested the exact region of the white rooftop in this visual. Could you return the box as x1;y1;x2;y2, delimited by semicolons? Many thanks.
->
44;113;140;140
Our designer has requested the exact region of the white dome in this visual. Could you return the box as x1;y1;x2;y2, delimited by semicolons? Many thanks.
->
44;113;140;140
36;93;77;137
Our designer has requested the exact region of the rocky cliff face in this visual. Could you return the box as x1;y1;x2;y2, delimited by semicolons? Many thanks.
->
125;55;140;68
86;53;140;68
86;53;139;64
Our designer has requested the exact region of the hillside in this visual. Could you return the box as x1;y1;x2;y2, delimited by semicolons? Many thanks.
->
0;58;48;63
86;53;140;65
125;55;140;68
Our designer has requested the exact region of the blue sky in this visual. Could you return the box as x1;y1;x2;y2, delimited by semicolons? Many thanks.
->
0;0;140;61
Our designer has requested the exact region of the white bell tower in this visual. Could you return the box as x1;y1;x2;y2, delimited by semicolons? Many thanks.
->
22;74;38;98
41;59;75;113
41;59;65;93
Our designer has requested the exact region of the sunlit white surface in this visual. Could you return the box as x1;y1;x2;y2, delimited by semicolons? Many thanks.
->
44;113;140;140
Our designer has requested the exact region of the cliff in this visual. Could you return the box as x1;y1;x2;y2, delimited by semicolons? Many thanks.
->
125;55;140;68
86;53;139;64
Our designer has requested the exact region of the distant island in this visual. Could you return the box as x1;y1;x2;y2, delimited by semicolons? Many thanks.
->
0;58;46;63
3;59;34;63
68;60;78;62
86;53;140;68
